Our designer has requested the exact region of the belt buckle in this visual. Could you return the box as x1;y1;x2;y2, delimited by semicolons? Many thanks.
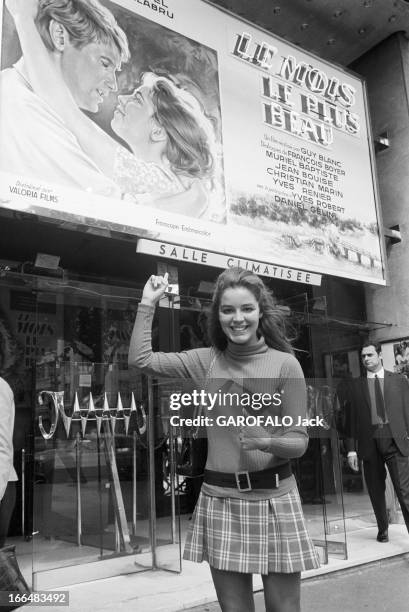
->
275;473;279;488
235;471;252;492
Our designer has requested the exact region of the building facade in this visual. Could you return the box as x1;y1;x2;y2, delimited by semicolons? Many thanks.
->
0;0;407;590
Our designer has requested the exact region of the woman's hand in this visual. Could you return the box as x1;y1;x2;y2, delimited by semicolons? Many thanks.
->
141;273;169;306
239;423;271;452
6;0;38;20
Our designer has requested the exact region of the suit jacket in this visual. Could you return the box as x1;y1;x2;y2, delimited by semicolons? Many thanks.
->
0;61;121;197
345;370;409;460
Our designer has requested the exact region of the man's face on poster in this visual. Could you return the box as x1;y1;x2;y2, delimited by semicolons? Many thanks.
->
60;39;121;112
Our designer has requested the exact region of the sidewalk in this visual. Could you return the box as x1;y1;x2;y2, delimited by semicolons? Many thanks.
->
17;523;409;612
184;555;409;612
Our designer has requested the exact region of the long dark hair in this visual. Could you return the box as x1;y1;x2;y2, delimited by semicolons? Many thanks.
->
208;267;294;354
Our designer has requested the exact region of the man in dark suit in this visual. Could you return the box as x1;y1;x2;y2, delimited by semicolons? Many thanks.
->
346;342;409;542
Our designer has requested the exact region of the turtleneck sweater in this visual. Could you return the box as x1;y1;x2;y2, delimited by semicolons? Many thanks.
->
129;303;309;499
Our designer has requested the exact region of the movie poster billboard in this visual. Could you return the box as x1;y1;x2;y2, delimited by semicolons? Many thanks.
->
0;0;385;284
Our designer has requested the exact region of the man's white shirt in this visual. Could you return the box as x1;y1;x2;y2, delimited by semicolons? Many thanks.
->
367;367;385;379
0;60;121;197
0;378;18;501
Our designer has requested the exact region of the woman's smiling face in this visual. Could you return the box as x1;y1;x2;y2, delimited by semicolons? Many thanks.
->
218;286;261;346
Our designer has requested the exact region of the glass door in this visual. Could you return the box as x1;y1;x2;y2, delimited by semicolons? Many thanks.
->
295;381;347;563
0;271;182;589
30;279;156;589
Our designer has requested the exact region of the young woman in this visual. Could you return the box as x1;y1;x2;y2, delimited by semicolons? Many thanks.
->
129;268;319;612
7;0;220;218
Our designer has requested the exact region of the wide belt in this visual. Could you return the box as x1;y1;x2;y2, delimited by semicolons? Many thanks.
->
203;463;292;492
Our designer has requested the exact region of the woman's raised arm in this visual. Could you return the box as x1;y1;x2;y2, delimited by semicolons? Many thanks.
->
128;274;211;379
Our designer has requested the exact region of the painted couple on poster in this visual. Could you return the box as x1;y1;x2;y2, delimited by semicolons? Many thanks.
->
0;0;385;285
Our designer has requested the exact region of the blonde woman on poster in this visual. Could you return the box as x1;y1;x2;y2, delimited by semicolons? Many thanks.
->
5;0;220;219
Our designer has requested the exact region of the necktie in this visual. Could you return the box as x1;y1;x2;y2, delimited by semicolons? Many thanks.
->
374;374;386;423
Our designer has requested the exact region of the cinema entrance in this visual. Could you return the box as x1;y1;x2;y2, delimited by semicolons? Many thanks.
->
1;215;385;587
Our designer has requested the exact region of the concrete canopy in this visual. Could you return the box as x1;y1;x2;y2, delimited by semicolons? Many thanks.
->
208;0;409;65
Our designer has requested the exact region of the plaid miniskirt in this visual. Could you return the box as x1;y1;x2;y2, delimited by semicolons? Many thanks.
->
183;487;320;574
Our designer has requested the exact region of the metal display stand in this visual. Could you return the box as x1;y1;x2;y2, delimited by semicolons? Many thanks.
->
100;420;133;554
35;375;182;573
36;389;137;555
